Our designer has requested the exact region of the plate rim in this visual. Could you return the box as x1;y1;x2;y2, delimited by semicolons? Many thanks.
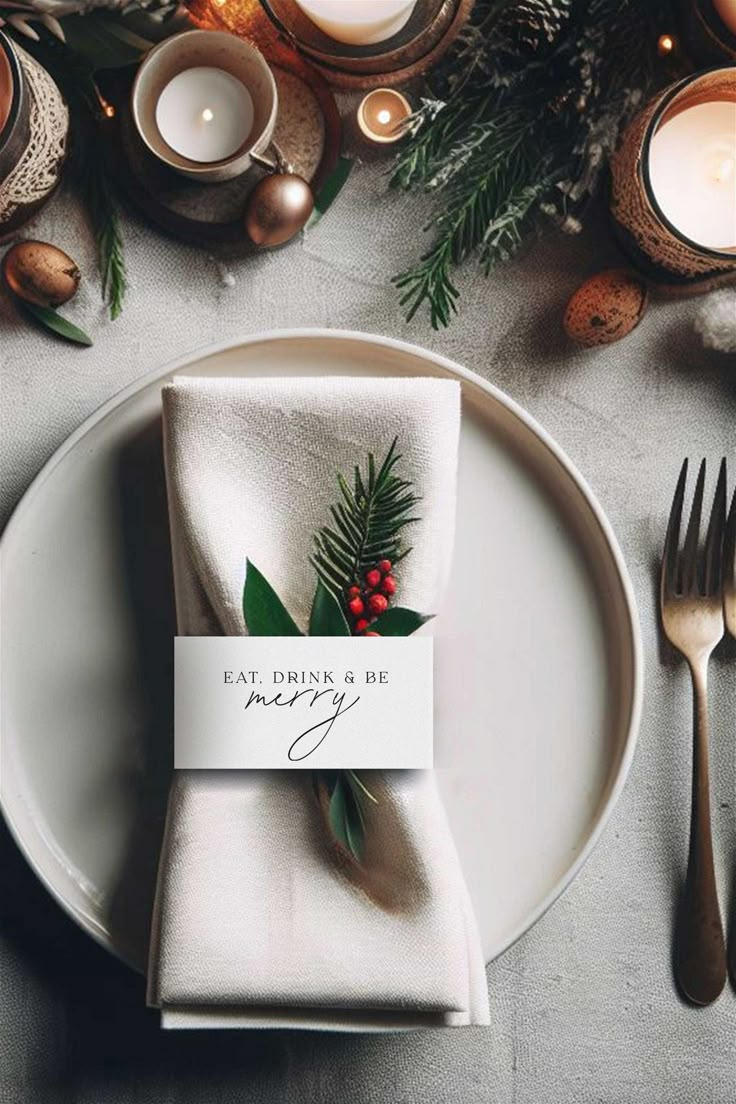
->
0;327;643;967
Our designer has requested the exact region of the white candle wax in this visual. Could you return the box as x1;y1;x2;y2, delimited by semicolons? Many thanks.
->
155;67;254;163
648;100;736;251
713;0;736;35
293;0;418;45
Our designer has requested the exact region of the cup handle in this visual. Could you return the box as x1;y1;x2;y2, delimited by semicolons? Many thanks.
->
250;139;293;175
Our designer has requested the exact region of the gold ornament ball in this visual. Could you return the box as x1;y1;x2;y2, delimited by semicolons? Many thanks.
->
563;268;649;347
244;173;314;248
2;240;81;308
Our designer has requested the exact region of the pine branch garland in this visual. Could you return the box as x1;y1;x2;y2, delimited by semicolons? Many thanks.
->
391;0;681;328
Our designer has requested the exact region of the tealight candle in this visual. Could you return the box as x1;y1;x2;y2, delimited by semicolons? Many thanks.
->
713;0;736;35
155;67;254;163
610;67;736;290
293;0;418;45
648;99;736;251
132;30;277;183
357;88;412;145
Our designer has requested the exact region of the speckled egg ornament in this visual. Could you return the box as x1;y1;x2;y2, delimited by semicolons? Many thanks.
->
563;268;649;347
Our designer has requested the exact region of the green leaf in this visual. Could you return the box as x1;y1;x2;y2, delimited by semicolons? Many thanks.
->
369;607;432;636
61;13;154;70
327;773;365;861
243;560;302;636
306;156;353;230
309;580;350;636
19;302;93;346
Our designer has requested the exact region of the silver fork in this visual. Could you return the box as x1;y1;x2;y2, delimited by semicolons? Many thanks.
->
725;479;736;988
661;457;727;1005
724;478;736;642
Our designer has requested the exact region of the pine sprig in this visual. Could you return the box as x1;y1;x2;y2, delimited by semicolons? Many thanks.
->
311;438;421;607
84;151;127;320
390;0;680;327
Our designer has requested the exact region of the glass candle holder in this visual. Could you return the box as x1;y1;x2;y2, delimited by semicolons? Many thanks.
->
0;32;68;239
610;66;736;291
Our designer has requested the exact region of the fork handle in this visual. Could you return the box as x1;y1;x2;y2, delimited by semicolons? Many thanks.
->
675;659;726;1005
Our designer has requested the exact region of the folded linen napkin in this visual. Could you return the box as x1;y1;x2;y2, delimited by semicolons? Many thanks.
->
147;375;490;1030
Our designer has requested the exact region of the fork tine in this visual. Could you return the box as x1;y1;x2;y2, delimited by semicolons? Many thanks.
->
725;476;736;606
682;459;706;595
661;458;688;598
704;458;727;596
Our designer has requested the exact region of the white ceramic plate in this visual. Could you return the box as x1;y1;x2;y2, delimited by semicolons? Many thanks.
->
1;330;642;970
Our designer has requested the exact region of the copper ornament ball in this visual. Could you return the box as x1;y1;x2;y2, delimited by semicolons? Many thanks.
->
244;173;314;248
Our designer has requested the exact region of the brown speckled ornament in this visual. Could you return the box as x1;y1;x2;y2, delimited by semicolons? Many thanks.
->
2;240;80;308
563;268;649;347
244;173;314;248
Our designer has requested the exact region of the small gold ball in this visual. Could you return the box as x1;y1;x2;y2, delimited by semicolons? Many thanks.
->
2;240;81;308
244;173;314;248
563;268;649;347
657;33;676;56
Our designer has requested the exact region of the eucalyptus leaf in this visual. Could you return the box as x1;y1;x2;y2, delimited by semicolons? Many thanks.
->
61;12;153;69
369;607;432;636
306;156;353;230
20;302;93;346
327;774;351;852
328;773;365;861
309;579;350;637
243;560;302;636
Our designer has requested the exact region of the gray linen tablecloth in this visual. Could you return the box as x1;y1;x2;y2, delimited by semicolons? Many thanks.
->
1;158;735;1103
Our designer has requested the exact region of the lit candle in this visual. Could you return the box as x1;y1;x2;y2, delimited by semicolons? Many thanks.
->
293;0;418;45
155;67;254;163
648;99;736;250
713;0;736;36
357;88;412;144
132;30;278;183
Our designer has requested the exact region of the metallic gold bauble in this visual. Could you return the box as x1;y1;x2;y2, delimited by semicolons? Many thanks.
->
244;173;314;248
2;240;80;307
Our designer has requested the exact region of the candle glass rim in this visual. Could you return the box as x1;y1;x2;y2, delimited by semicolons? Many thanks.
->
0;31;24;160
357;87;412;143
640;64;736;261
131;30;278;176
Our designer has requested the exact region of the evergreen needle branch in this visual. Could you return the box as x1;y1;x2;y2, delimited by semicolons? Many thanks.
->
390;0;680;326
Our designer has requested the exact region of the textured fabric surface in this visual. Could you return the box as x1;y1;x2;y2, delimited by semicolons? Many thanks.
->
149;375;488;1028
0;157;735;1100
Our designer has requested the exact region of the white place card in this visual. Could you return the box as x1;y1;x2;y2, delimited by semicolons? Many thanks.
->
174;636;433;769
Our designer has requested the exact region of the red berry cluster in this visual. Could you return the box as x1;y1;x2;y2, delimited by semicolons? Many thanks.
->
346;559;396;636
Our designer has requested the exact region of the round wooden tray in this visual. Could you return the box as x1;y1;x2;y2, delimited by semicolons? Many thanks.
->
109;45;340;252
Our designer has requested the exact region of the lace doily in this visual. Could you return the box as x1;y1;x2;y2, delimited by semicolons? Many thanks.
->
0;46;69;224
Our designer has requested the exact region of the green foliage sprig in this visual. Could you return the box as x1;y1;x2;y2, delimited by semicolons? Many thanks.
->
312;438;421;606
391;0;682;328
242;440;429;862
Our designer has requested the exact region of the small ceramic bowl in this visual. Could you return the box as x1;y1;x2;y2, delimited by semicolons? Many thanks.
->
131;30;278;183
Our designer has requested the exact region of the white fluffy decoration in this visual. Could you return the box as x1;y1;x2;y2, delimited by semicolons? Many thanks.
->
693;291;736;355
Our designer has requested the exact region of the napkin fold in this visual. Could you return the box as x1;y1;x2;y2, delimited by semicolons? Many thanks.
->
147;375;490;1030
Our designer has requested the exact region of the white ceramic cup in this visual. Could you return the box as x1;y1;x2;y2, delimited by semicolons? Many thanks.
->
132;30;278;183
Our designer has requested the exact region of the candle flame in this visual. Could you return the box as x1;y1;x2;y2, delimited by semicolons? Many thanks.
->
657;33;674;54
704;144;735;186
377;109;392;125
202;108;214;123
713;157;734;184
